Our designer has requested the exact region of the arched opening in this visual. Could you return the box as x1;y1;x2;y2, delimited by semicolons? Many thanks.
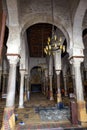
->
25;23;68;100
30;66;42;92
26;23;67;58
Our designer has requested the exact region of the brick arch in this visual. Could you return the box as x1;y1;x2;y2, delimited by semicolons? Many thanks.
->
73;0;87;49
21;13;70;51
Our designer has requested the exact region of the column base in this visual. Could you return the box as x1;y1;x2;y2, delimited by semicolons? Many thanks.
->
18;106;24;109
50;91;54;100
77;101;87;126
65;92;68;97
50;96;54;101
57;93;62;102
24;93;27;102
1;107;15;130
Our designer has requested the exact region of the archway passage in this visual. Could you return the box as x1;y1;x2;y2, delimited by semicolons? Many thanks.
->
15;24;72;129
30;66;42;92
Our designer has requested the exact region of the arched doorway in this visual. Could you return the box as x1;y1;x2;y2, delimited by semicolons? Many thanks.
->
30;66;42;92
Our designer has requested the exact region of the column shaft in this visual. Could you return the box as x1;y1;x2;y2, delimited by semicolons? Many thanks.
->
49;75;54;100
6;64;17;107
56;73;62;103
19;71;25;108
74;65;84;101
64;77;68;96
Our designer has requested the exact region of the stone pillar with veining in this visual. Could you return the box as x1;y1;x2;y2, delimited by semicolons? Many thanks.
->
53;50;63;108
6;55;19;107
71;64;76;98
2;55;19;130
70;58;84;101
49;75;54;100
70;57;87;124
48;56;54;100
24;74;29;101
19;70;25;108
63;76;68;96
56;71;62;105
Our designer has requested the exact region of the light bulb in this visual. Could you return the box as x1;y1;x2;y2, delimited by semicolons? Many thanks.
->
49;45;51;50
46;46;48;50
59;37;62;42
48;37;50;42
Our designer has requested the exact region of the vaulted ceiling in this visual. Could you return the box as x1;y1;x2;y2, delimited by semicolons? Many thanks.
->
2;0;87;58
26;23;52;57
26;23;67;57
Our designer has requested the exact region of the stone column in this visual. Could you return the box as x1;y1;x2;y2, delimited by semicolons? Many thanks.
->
24;74;28;102
6;55;19;107
56;70;62;108
46;76;49;98
63;76;68;96
49;75;54;100
44;69;48;97
27;76;30;101
72;58;84;101
48;55;54;100
53;50;63;108
19;70;25;108
1;55;19;130
70;57;87;125
43;75;46;95
71;65;76;98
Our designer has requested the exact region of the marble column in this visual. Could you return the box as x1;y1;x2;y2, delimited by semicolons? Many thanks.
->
63;76;68;96
6;56;19;107
46;76;49;98
70;57;87;124
72;58;84;101
71;65;76;98
49;75;54;100
24;75;28;101
48;55;54;100
44;69;48;97
27;77;30;101
1;55;19;130
19;70;25;108
43;76;46;95
56;71;62;105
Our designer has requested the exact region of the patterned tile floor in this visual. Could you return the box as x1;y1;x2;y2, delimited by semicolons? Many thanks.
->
0;92;87;130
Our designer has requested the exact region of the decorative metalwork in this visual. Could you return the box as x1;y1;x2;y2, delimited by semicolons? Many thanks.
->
44;0;65;55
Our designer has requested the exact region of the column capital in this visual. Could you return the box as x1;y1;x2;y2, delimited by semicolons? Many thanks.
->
69;56;84;67
19;69;26;75
69;48;84;58
56;70;61;75
25;74;29;79
49;74;53;77
7;54;20;64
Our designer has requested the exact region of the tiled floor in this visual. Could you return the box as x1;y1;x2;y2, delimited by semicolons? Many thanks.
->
15;92;72;130
0;92;87;130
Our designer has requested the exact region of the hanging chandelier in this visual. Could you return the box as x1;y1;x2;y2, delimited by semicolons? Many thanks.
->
44;0;65;56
